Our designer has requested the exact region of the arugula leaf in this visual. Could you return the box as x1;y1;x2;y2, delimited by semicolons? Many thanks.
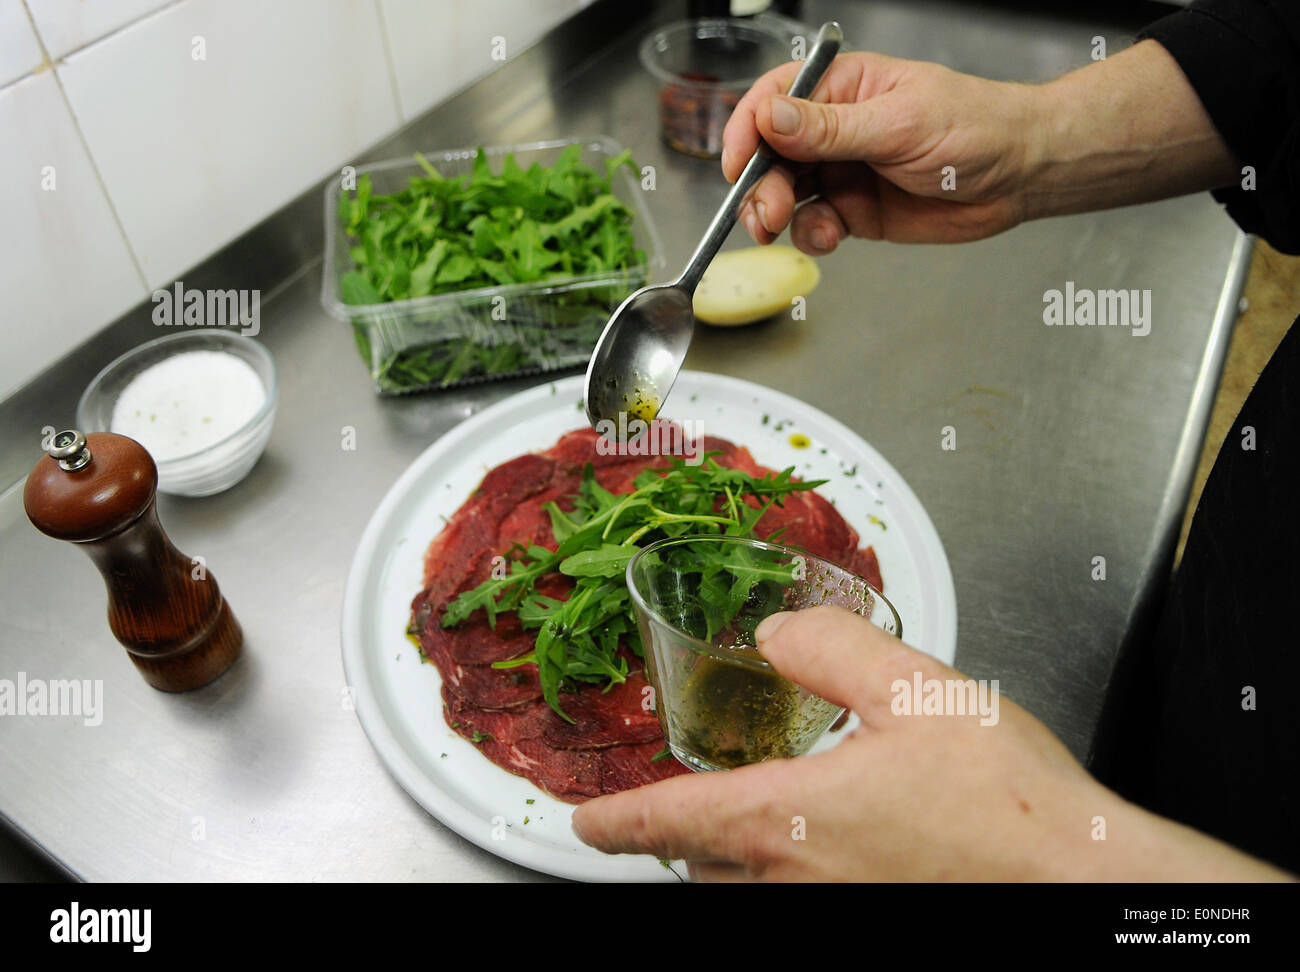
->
559;544;638;578
441;547;562;628
407;239;447;297
340;270;382;305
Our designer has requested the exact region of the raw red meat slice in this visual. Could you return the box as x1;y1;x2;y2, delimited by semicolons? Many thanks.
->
849;546;884;593
489;738;604;801
542;671;662;750
513;741;604;800
419;452;555;595
424;615;536;667
496;478;577;552
444;686;555;745
601;740;694;792
423;630;543;709
443;670;661;752
760;490;858;567
544;427;616;470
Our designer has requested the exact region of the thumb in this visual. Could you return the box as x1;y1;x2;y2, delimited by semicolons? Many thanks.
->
758;94;885;163
754;604;945;722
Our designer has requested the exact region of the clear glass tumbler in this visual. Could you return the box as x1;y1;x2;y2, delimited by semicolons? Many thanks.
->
626;535;902;772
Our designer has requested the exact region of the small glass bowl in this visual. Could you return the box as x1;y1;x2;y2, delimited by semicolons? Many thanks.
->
76;331;277;497
640;17;799;158
627;535;902;772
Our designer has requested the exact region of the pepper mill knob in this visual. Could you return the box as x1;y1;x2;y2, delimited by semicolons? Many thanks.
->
48;429;93;470
23;430;242;691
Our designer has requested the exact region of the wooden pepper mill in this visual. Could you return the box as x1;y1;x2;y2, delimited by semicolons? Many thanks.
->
23;429;243;691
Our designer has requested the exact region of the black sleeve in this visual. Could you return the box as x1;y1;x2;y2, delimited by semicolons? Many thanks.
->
1091;311;1300;873
1137;0;1300;254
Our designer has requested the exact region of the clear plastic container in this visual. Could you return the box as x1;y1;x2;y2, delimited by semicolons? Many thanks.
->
640;16;801;158
320;136;662;395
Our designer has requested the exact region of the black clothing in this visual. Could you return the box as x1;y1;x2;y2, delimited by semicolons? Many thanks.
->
1139;0;1300;255
1092;316;1300;872
1090;0;1300;871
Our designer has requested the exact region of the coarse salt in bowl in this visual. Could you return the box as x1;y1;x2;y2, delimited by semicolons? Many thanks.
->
77;331;277;497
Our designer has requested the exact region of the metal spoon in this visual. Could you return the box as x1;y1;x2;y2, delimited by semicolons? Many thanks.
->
584;20;843;433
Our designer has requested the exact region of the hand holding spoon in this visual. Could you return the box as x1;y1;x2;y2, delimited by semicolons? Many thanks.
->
584;20;843;432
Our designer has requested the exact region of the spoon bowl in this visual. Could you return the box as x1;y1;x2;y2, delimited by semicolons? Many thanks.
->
585;284;694;428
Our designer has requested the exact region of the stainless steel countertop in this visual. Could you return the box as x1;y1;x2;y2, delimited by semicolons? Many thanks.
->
0;0;1248;881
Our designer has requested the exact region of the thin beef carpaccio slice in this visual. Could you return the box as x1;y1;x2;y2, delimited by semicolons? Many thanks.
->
410;452;556;625
443;668;661;752
540;670;661;750
412;426;883;803
441;672;663;802
602;740;696;791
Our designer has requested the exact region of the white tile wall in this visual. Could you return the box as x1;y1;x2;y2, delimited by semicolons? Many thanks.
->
58;0;401;289
455;0;579;88
25;0;176;59
0;0;585;397
0;71;145;399
380;0;583;120
379;0;468;121
0;0;43;88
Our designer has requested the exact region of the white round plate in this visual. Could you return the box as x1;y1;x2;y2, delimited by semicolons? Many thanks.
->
341;370;957;882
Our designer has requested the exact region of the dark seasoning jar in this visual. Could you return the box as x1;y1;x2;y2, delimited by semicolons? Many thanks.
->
641;13;803;158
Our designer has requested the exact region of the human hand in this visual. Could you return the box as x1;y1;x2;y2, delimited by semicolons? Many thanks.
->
572;605;1290;881
721;42;1241;254
721;51;1042;252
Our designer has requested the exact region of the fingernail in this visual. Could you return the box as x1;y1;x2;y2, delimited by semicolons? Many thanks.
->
755;200;770;232
720;147;732;177
743;210;760;238
770;97;801;135
756;611;794;642
811;227;830;251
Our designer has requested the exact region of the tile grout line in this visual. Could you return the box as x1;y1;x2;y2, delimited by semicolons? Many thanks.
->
372;0;408;124
19;0;152;296
33;0;188;63
0;0;189;100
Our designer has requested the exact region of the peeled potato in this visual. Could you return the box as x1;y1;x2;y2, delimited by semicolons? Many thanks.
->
693;245;821;326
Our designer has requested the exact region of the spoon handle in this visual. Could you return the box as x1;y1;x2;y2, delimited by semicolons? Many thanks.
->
676;21;844;293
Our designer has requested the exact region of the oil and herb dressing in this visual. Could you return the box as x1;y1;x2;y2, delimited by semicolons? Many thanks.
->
598;371;659;430
622;389;659;424
675;647;802;769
